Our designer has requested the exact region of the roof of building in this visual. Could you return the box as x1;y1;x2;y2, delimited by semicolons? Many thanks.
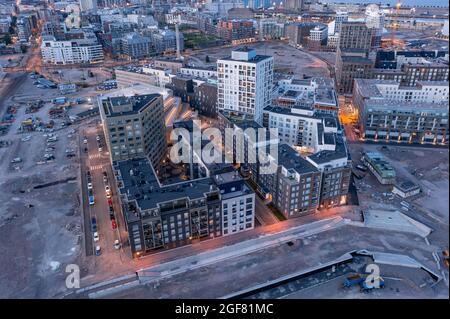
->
278;144;318;175
307;133;349;165
341;55;374;64
394;180;420;192
219;53;272;64
116;158;217;214
104;94;160;117
364;152;396;179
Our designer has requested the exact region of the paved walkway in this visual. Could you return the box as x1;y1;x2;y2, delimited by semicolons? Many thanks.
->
75;217;346;298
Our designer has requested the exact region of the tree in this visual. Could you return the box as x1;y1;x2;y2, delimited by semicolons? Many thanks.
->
1;34;12;45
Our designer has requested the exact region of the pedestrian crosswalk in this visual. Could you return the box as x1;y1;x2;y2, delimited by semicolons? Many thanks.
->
90;164;104;171
89;154;102;160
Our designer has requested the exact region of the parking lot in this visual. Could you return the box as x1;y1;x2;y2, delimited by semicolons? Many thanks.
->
0;71;109;298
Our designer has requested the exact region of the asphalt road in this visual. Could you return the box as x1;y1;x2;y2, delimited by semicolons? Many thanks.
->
79;124;128;259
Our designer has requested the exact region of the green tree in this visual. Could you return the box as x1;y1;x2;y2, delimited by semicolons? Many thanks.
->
1;34;12;45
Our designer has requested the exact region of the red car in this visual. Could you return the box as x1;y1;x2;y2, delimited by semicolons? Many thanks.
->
107;198;113;206
111;219;117;229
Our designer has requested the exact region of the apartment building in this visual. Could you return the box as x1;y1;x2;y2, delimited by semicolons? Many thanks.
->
219;111;351;216
275;77;338;114
119;33;152;60
334;11;348;34
212;171;255;236
98;87;166;167
151;28;184;54
337;21;373;51
141;65;173;87
41;34;104;65
179;66;217;79
193;82;218;118
217;48;273;125
114;157;255;255
307;25;328;51
259;19;285;40
306;134;351;209
217;20;255;44
153;57;184;73
263;106;341;153
286;22;323;47
335;21;374;94
115;66;159;88
353;79;449;145
271;144;322;218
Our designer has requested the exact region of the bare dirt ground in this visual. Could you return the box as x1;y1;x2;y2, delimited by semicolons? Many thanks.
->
0;74;100;298
188;41;330;78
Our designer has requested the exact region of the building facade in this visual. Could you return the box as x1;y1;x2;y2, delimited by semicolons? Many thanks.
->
41;34;104;65
98;89;166;167
217;48;273;124
353;79;449;145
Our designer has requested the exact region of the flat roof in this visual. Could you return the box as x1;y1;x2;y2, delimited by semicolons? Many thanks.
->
307;134;349;165
116;158;216;212
278;144;318;175
104;94;160;117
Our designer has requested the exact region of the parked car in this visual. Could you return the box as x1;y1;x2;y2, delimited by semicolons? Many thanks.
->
11;157;22;164
107;198;113;206
90;217;97;232
87;182;93;190
88;190;95;205
95;246;101;256
83;138;88;144
98;147;102;153
96;135;100;142
114;240;120;250
111;219;117;229
93;232;99;242
103;171;108;183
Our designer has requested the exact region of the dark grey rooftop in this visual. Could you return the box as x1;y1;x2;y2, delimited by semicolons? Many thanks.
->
116;158;216;213
341;56;374;65
105;94;161;117
307;134;349;165
277;144;318;175
395;180;420;192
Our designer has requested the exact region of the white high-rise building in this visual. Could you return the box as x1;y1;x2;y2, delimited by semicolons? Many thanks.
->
217;48;273;124
365;4;384;46
334;11;348;34
79;0;97;12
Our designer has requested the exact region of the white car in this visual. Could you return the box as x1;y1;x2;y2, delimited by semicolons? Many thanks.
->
93;232;99;242
96;135;100;141
83;139;88;144
95;245;101;256
87;182;93;190
98;147;102;152
114;240;120;250
105;185;110;193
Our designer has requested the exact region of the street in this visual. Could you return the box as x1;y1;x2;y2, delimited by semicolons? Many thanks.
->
79;124;129;261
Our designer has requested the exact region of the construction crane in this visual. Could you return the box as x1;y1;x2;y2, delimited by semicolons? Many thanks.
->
390;0;402;47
